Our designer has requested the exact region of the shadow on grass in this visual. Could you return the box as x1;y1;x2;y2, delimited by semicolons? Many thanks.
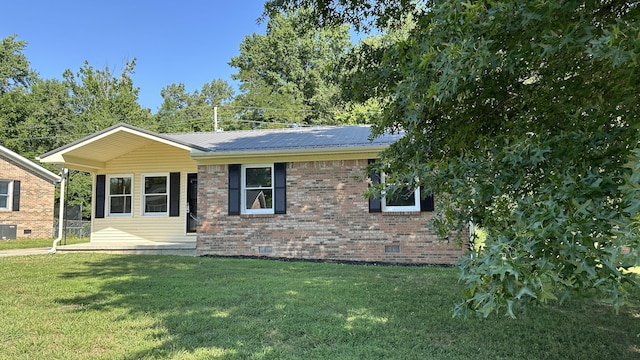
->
55;255;640;359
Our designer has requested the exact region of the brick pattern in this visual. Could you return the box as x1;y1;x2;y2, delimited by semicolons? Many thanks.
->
0;157;56;239
197;160;466;264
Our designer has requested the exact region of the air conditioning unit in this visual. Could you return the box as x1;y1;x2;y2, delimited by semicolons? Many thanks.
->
0;224;17;240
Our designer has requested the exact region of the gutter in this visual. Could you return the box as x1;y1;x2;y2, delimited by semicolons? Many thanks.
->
48;168;68;254
189;145;390;165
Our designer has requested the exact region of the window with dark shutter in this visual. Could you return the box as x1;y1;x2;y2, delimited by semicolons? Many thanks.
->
95;175;106;218
241;165;273;214
420;189;435;212
0;180;9;210
11;180;20;212
368;159;382;213
228;164;241;215
142;174;169;215
107;175;132;216
169;172;180;217
274;163;286;214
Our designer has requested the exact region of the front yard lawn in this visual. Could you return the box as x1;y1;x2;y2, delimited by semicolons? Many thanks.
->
0;237;89;250
0;254;638;359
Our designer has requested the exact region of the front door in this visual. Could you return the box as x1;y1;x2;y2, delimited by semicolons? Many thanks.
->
186;173;198;233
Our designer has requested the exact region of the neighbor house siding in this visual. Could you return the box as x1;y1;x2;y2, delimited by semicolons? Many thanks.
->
197;160;466;264
0;156;56;239
91;142;197;243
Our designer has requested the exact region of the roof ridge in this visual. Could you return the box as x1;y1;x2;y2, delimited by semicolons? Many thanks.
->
166;124;372;136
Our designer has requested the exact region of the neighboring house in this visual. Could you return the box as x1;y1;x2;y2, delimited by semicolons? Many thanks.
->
0;145;61;239
38;123;466;264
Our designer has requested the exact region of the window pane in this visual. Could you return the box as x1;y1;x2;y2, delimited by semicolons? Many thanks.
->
245;190;273;209
386;187;416;207
145;176;166;194
145;195;167;212
110;196;131;214
0;181;8;195
0;196;6;208
110;177;131;195
245;167;271;187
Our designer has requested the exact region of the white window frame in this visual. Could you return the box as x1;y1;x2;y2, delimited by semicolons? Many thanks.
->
107;174;133;217
381;173;421;213
0;180;12;211
241;164;274;215
141;173;169;216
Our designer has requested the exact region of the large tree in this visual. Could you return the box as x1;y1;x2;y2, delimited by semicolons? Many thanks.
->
1;46;154;218
63;59;152;133
0;35;34;151
154;79;235;133
266;0;640;316
231;7;353;126
0;35;32;93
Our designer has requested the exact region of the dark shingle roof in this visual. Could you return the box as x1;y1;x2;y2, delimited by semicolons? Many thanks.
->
167;126;401;153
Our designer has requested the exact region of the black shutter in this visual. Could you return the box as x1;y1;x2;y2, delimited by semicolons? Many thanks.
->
11;180;20;211
420;187;435;212
95;175;105;218
169;172;180;217
368;159;382;213
274;163;286;214
228;164;241;215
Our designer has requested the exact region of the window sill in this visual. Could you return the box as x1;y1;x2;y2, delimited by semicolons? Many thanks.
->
240;213;277;218
381;211;422;216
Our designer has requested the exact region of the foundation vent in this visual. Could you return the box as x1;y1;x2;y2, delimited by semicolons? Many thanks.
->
385;245;400;253
258;246;273;254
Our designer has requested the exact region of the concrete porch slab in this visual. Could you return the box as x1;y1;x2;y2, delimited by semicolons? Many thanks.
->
55;241;197;256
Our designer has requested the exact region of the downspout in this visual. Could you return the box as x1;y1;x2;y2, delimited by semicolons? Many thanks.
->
49;168;68;254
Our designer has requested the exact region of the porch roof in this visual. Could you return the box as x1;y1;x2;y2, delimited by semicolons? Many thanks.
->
37;123;209;171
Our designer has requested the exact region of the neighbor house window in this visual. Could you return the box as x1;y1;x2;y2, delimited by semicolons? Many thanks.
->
381;173;420;213
0;180;10;210
142;174;168;215
107;175;132;216
242;165;274;214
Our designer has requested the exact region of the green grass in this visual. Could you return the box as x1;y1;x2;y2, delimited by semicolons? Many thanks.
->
0;237;89;250
0;254;638;359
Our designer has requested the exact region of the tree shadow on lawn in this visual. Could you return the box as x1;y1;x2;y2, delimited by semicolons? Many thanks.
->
54;255;640;359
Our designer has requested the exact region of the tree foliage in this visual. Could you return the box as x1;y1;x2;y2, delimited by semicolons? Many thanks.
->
267;0;640;316
63;59;152;133
231;7;353;125
0;37;154;218
0;34;32;93
154;79;235;132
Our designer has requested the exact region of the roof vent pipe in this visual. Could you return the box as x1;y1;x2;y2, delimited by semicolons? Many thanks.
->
214;106;218;132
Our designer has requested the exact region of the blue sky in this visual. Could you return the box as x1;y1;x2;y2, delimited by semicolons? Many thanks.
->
1;0;268;112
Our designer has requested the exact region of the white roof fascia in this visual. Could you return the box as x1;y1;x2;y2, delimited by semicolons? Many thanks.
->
190;145;389;165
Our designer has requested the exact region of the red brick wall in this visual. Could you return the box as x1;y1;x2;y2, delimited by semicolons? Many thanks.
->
196;160;467;264
0;157;57;239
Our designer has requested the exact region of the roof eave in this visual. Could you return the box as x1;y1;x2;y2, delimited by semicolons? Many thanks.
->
1;145;61;183
37;123;208;162
190;145;390;165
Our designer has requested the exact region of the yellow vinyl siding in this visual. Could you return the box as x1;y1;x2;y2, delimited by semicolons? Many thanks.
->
91;142;198;243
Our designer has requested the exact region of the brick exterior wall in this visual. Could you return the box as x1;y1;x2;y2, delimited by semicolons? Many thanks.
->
196;159;467;264
0;157;57;239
